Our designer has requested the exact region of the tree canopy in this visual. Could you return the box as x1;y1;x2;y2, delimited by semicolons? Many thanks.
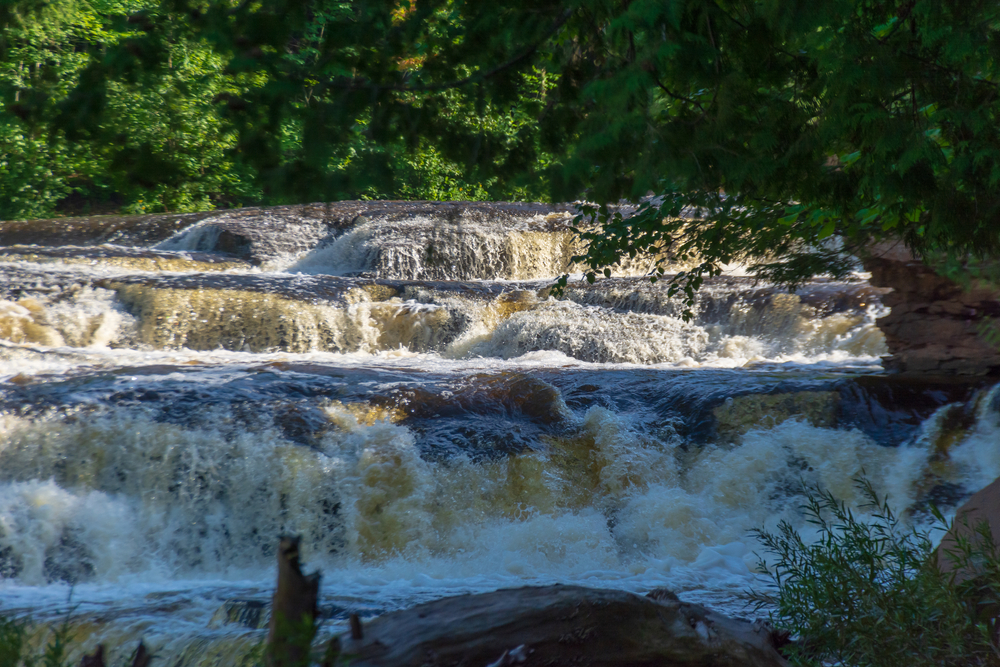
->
4;0;1000;296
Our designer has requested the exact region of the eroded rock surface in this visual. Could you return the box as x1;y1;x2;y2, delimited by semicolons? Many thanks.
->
333;584;787;667
864;242;1000;375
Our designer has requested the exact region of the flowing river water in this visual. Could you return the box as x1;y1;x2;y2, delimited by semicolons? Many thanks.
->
0;202;997;664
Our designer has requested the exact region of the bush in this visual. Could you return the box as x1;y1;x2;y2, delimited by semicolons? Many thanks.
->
0;614;72;667
751;478;1000;667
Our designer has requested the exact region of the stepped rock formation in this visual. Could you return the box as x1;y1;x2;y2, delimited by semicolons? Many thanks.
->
0;201;578;261
863;242;1000;375
331;585;788;667
0;210;215;247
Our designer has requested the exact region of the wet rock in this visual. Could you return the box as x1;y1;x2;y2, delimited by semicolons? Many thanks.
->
161;203;350;264
274;403;331;448
917;482;968;514
863;242;1000;376
381;373;569;425
835;375;991;445
0;211;215;247
78;642;151;667
130;642;151;667
0;244;249;272
644;587;680;603
210;599;270;630
162;201;579;266
43;530;95;584
80;645;106;667
334;584;788;667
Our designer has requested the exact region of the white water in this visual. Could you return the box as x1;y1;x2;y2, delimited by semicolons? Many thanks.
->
4;394;991;604
0;204;994;663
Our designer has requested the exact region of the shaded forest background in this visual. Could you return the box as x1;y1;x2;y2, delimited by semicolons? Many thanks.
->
4;0;1000;292
0;0;558;221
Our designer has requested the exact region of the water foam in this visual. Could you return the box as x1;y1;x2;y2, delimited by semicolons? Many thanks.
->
156;223;223;253
0;394;977;588
0;288;135;349
290;216;581;280
462;297;886;366
112;285;462;354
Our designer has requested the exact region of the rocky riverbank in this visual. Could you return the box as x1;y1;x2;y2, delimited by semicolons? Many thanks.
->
864;242;1000;376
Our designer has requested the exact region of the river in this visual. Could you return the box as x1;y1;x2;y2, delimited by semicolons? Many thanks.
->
0;202;996;664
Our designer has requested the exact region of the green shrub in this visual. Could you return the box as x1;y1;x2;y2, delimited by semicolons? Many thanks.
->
0;614;72;667
751;478;1000;667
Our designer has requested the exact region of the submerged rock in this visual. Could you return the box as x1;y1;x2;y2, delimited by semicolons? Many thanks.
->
332;584;787;667
0;211;214;247
713;391;838;444
209;599;270;630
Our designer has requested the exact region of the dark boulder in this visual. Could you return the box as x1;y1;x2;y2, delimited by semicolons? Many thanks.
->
331;584;787;667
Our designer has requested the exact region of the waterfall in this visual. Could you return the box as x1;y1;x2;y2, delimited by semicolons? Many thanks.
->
0;202;994;664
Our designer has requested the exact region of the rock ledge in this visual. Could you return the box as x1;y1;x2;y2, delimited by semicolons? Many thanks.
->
864;242;1000;375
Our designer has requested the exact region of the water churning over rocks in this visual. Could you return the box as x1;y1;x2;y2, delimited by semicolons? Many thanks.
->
0;201;995;664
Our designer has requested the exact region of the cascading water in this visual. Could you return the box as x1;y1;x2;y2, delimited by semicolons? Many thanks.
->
0;202;996;664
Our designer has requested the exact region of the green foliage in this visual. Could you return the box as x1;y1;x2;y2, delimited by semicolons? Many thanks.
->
5;0;1000;298
266;611;319;667
0;0;554;219
558;0;1000;295
0;614;72;667
560;194;858;319
0;0;98;219
751;478;1000;667
0;615;31;667
0;0;265;218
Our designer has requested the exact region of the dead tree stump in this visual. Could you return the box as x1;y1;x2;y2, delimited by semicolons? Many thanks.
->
266;536;321;667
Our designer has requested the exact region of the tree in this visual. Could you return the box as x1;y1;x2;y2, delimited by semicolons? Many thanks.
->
556;0;1000;310
1;0;566;218
0;0;263;217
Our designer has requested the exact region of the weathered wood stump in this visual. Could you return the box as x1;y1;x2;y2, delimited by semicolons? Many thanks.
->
266;535;321;667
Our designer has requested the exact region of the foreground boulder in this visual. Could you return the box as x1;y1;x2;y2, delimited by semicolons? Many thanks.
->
333;584;787;667
937;475;1000;581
